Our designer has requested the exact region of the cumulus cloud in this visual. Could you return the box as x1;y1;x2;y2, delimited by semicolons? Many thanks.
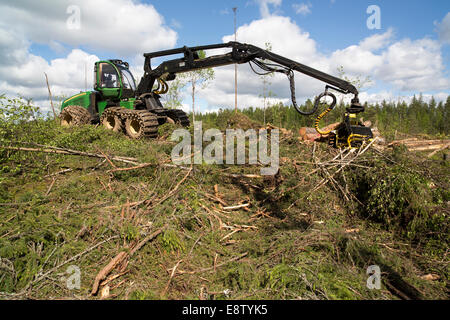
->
0;25;98;114
376;38;449;91
197;16;329;109
199;17;449;110
0;0;178;113
359;28;393;51
0;0;177;57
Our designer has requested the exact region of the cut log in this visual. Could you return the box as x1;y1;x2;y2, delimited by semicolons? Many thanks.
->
299;122;340;142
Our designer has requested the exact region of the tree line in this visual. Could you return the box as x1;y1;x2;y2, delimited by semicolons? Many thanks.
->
194;95;450;137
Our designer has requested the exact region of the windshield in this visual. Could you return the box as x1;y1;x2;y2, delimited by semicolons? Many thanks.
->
99;63;120;88
119;67;136;91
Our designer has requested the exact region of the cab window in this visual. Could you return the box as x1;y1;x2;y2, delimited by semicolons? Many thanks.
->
119;67;136;91
99;63;120;88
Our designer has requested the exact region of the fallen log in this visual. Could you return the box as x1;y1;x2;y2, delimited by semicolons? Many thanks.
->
427;142;450;158
407;144;449;152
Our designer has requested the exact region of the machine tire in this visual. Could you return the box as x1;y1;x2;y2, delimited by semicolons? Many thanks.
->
100;107;123;132
124;110;159;139
60;105;91;126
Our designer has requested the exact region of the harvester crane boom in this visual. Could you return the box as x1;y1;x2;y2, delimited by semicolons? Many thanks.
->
136;41;361;115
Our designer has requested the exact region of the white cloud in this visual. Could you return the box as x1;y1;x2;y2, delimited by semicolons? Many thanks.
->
0;0;177;57
0;0;178;113
197;16;328;109
0;27;99;104
292;3;312;16
377;38;449;91
436;12;450;44
198;17;449;111
359;28;393;51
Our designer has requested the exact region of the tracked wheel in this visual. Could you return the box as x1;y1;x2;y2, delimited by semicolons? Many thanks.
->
100;107;123;132
167;109;190;127
60;105;91;126
124;110;159;139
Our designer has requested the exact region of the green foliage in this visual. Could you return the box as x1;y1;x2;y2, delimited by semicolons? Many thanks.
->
0;95;43;143
0;94;448;300
195;94;450;138
159;229;185;253
348;150;449;251
178;50;215;117
162;77;186;109
267;263;304;290
129;289;159;300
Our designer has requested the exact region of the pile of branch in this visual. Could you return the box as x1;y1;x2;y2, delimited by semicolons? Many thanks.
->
306;138;378;204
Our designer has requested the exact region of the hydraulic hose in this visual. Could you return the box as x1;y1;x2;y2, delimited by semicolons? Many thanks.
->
153;78;168;95
313;91;337;135
289;72;319;115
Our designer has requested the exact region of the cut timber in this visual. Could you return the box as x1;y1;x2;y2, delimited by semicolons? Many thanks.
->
408;144;449;152
388;139;450;153
427;142;450;158
299;122;340;142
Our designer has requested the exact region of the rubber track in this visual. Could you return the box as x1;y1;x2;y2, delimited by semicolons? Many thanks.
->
122;109;159;139
99;107;124;131
168;109;190;127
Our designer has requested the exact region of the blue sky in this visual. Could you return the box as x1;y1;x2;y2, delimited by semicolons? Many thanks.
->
0;0;449;113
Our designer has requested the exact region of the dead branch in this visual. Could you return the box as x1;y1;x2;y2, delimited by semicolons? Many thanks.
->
96;148;117;169
223;173;263;179
202;192;228;206
45;178;56;196
21;235;120;296
222;203;250;211
91;251;128;296
162;259;183;296
91;228;162;296
129;229;163;256
174;252;248;276
149;167;192;209
43;168;73;178
1;145;139;165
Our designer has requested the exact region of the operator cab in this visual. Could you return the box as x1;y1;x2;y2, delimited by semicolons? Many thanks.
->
94;60;136;99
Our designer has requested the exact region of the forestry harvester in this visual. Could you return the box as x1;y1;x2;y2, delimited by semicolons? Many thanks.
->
60;41;373;147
